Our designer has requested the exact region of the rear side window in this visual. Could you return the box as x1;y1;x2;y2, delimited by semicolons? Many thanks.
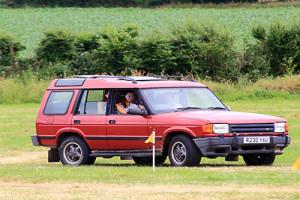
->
76;89;107;115
44;91;74;115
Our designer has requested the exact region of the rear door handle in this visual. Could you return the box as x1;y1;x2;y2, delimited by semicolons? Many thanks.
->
109;120;116;124
74;120;81;124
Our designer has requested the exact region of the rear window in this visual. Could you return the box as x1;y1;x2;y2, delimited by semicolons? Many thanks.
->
44;91;74;115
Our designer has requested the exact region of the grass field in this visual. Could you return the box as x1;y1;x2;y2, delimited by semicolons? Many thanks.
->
0;96;300;199
1;7;300;57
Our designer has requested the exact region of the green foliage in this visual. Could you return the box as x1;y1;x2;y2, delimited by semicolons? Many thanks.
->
242;41;270;81
169;24;238;81
36;31;77;63
75;34;99;53
91;25;141;75
0;71;48;104
247;24;300;77
0;34;25;75
138;35;175;74
3;20;300;82
63;24;237;81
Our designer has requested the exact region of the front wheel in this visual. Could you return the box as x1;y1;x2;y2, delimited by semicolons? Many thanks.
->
168;135;201;167
243;154;276;166
59;136;92;166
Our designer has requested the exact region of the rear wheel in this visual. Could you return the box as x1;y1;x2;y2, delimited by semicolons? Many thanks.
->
133;155;167;166
168;135;201;167
243;154;275;166
59;136;92;166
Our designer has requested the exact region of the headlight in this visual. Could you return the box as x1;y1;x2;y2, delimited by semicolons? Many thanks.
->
213;124;229;134
274;122;286;133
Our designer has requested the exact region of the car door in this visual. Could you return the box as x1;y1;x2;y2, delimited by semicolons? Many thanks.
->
106;89;149;150
71;89;109;150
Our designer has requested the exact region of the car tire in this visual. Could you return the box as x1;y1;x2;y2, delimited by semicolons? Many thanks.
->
59;136;91;166
132;155;167;166
243;154;276;166
168;135;201;167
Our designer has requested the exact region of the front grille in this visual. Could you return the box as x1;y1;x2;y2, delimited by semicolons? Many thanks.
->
229;123;274;133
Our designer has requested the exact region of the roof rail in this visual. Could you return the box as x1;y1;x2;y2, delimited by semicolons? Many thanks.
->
71;74;195;83
73;75;122;79
148;74;196;82
117;77;138;84
72;75;139;84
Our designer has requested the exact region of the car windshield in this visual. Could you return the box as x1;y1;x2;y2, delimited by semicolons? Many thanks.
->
141;87;226;114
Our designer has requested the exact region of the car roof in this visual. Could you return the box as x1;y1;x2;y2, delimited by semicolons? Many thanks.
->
47;75;207;90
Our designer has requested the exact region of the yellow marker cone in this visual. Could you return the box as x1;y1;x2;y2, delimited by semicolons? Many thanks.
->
292;157;300;169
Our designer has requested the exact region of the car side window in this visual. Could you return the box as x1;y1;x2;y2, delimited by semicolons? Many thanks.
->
111;89;144;115
76;89;108;115
44;91;74;115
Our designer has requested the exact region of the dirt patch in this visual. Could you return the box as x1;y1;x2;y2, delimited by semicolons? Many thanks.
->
0;180;299;200
0;151;46;165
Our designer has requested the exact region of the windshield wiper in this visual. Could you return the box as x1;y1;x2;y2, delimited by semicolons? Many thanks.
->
207;106;227;110
175;107;204;112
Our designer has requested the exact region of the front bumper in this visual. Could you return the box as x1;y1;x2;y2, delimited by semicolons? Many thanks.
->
193;135;290;157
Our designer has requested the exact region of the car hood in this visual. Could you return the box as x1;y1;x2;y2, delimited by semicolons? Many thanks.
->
177;110;286;124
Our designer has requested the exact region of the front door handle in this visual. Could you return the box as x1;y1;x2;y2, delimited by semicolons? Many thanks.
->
109;120;116;125
74;120;81;124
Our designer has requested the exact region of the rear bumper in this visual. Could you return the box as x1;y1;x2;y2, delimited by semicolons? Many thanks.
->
31;135;40;146
193;135;290;157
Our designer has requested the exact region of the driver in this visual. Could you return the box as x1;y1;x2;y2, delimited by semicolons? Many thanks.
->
115;92;144;114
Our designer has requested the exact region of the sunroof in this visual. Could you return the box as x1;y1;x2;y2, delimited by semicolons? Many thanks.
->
55;79;85;87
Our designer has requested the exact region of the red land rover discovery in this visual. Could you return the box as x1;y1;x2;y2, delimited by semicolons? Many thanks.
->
32;76;290;166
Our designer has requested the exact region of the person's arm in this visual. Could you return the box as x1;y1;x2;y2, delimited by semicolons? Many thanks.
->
115;103;127;114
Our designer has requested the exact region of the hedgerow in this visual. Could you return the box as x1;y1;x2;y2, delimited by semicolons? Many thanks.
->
1;22;300;82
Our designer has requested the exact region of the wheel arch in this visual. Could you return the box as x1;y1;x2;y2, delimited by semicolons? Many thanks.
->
162;130;195;156
56;131;90;149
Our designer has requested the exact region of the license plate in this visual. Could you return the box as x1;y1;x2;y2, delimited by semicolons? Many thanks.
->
243;137;270;144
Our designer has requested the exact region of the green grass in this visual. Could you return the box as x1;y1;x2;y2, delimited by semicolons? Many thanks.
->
1;7;300;57
1;163;300;185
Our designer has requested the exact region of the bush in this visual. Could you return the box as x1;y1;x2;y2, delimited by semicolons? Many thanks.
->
138;34;176;74
168;24;238;81
35;24;238;80
242;41;270;81
86;25;141;75
75;34;99;53
245;24;300;77
0;34;25;75
36;31;77;63
9;22;300;82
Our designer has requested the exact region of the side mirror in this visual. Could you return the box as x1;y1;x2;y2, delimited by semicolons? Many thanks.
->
226;105;231;111
127;107;148;116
